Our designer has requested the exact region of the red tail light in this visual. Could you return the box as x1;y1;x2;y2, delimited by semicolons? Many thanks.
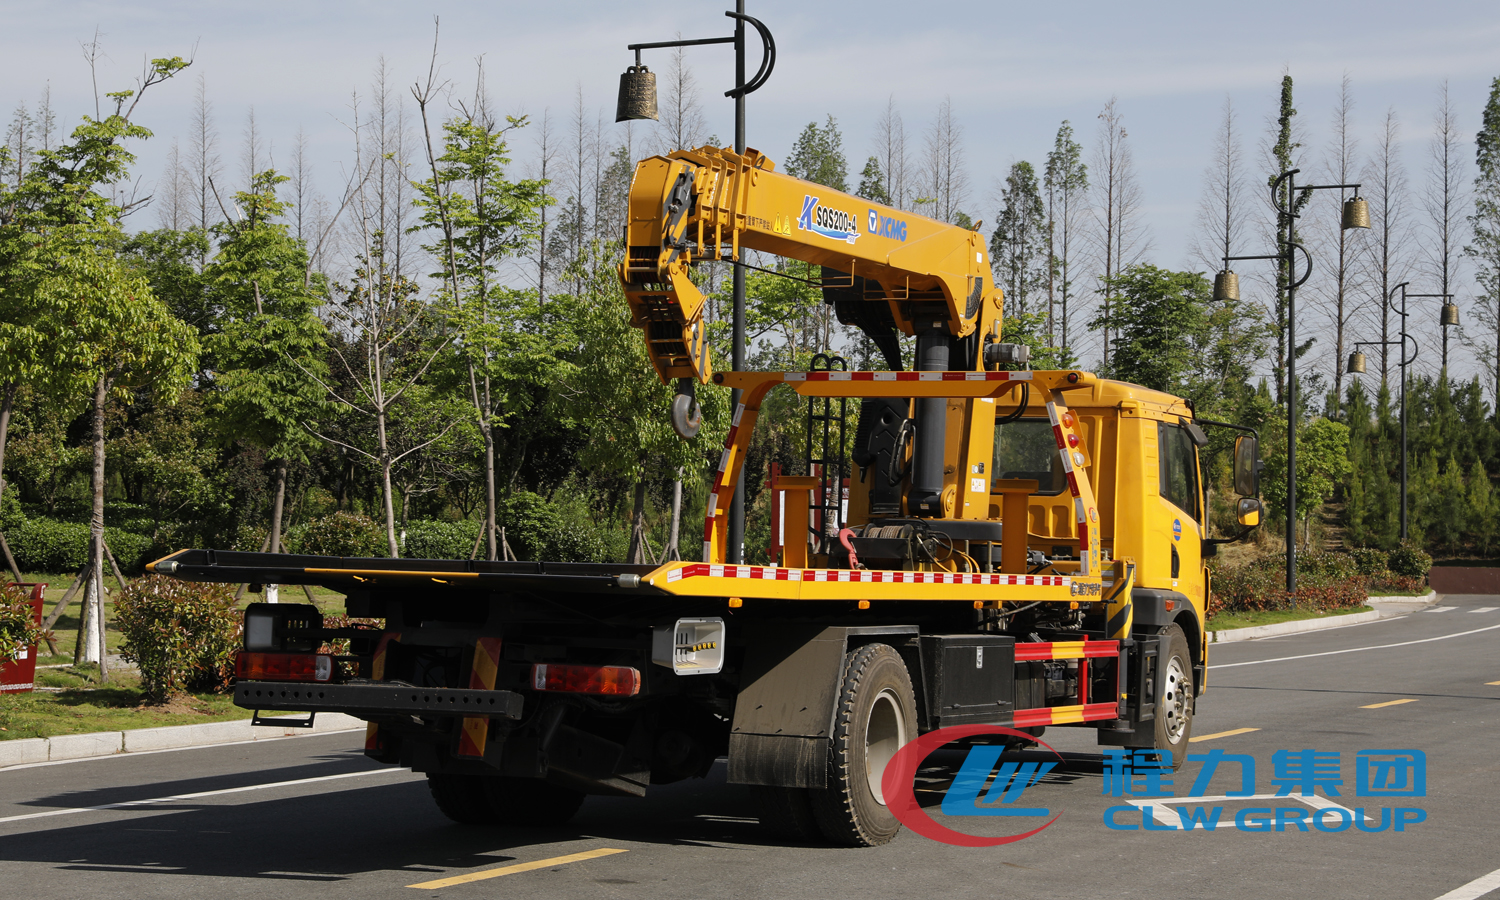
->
531;663;640;696
236;651;333;682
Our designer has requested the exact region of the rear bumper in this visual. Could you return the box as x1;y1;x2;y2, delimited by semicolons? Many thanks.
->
234;681;525;720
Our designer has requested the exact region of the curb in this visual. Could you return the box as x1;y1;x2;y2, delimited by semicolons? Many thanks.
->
0;712;364;770
1210;590;1437;643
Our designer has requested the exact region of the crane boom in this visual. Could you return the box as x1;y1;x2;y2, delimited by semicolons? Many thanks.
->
618;144;1003;384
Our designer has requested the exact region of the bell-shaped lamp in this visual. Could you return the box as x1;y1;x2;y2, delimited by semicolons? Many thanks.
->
1341;196;1371;230
1346;350;1367;375
615;65;659;123
1440;300;1460;328
1213;270;1240;303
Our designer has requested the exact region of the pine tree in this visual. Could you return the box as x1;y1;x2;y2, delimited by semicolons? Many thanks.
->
1467;76;1500;409
856;156;890;204
990;161;1047;317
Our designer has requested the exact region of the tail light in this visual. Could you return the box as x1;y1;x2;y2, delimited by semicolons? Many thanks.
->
236;651;333;682
531;663;640;696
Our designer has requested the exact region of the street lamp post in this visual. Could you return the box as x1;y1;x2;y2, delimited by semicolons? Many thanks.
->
616;4;775;563
1214;169;1369;600
1351;282;1451;542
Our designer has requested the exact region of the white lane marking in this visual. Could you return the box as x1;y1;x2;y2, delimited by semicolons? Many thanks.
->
1212;623;1500;669
1426;607;1457;613
1469;607;1498;613
0;768;408;825
0;728;364;772
1433;866;1500;900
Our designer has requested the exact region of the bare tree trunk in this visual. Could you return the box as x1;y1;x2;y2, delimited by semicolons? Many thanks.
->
665;470;683;561
77;372;112;677
627;481;649;564
0;382;22;583
268;459;288;556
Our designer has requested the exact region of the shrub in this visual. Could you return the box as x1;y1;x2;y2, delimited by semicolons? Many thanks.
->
1297;550;1358;583
1209;550;1372;615
1387;544;1433;579
0;583;47;666
1350;547;1389;577
287;512;387;558
403;519;481;560
114;575;241;702
500;492;621;563
10;517;156;574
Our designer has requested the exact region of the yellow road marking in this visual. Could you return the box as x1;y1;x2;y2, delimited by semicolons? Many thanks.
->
1188;727;1260;743
407;848;628;889
1360;698;1419;709
1487;681;1500;686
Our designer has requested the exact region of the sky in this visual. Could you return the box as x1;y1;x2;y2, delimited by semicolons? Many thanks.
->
4;0;1498;393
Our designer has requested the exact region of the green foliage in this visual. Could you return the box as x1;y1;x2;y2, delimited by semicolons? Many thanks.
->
499;491;614;563
10;518;152;574
114;575;240;703
403;519;482;560
0;583;46;667
990;161;1048;316
287;512;386;558
1350;547;1389;577
1387;544;1433;579
784;116;848;192
855;156;890;204
1092;265;1211;393
1263;417;1350;529
1209;551;1367;613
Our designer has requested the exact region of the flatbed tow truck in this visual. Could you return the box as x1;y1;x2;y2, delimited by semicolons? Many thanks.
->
150;144;1262;846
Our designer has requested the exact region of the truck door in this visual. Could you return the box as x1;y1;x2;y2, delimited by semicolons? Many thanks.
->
1156;422;1204;608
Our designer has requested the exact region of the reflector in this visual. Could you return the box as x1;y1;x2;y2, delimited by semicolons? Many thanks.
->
532;663;641;696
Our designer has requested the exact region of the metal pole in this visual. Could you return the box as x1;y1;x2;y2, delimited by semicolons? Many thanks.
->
1284;171;1297;599
1399;285;1408;543
726;0;748;564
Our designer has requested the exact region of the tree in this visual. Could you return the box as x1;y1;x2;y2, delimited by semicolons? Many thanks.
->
205;170;329;560
1089;98;1149;368
785;116;848;192
1089;265;1209;394
874;96;910;210
1317;75;1366;414
1467;76;1500;408
413;67;549;560
1365;107;1413;387
990;161;1047;317
920;98;969;224
1424;81;1469;376
1045;121;1087;348
1263;417;1350;549
855;156;890;205
1265;73;1312;408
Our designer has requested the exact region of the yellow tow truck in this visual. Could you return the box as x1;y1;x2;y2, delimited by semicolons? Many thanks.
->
150;144;1263;847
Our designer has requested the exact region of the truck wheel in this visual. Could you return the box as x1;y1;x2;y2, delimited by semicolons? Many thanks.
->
751;785;821;842
809;643;916;847
427;773;493;825
483;776;586;826
1155;625;1194;769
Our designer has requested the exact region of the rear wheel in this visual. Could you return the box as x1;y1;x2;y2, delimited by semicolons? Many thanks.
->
1154;625;1194;768
751;785;822;841
483;776;586;826
809;643;916;847
427;773;493;825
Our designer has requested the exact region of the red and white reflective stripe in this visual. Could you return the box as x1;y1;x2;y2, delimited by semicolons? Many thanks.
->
703;403;747;542
664;563;1071;588
783;370;1032;383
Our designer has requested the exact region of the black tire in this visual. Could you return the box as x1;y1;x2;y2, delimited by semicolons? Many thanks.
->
483;776;586;826
751;785;822;842
1154;625;1195;769
809;643;917;847
427;773;493;825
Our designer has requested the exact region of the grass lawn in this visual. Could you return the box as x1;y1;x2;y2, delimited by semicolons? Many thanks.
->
1367;587;1433;597
1207;604;1373;632
0;666;253;740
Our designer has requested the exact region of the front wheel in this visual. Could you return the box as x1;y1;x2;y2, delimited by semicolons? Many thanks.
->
1154;625;1195;768
809;643;917;847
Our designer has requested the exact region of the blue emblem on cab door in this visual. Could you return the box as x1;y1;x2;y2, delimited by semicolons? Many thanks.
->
1173;518;1182;542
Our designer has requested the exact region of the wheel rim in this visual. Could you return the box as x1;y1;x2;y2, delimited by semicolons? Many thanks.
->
865;688;906;806
1162;654;1190;743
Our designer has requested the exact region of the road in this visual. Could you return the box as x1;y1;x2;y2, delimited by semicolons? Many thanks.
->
2;593;1497;900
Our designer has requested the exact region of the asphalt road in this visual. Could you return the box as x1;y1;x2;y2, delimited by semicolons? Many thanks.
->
2;594;1497;900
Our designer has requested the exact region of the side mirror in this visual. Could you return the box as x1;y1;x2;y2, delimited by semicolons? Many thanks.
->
1236;497;1262;528
1233;435;1259;497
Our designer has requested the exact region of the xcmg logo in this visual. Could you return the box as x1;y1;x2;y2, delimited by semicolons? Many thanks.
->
797;195;860;244
867;208;908;241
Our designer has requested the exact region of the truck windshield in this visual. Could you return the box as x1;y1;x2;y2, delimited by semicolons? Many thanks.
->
992;419;1065;495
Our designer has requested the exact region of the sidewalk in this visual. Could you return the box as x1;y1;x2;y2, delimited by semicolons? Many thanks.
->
0;712;364;769
1209;591;1437;643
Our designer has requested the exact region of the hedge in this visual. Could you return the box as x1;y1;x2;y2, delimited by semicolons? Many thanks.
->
285;512;387;558
10;517;154;574
1209;551;1373;614
403;519;482;560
